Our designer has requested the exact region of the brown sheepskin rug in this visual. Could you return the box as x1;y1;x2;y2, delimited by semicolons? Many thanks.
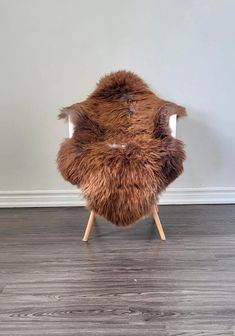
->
57;70;186;226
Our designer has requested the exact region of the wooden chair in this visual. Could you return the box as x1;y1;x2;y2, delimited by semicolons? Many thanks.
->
68;115;177;242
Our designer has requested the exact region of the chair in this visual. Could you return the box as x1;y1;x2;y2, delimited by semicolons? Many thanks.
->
57;71;186;242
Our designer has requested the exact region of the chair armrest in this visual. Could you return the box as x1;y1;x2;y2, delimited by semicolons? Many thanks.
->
169;114;177;138
68;116;75;138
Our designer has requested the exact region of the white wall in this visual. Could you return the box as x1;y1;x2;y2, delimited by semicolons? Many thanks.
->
0;0;235;205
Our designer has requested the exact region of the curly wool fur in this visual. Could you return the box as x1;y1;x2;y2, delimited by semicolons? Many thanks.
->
57;71;186;226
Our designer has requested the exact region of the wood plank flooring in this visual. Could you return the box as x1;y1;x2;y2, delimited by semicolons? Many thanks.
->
0;205;235;335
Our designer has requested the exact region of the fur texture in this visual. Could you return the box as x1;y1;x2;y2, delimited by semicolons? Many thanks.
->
57;71;186;226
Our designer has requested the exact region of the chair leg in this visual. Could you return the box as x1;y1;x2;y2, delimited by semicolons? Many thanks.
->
152;206;166;240
82;210;95;242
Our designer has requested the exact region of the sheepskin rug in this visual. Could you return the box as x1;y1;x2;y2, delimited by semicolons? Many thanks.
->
57;71;186;226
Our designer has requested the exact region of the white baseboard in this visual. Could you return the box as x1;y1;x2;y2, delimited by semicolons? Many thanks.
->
160;187;235;204
0;190;86;208
0;188;235;208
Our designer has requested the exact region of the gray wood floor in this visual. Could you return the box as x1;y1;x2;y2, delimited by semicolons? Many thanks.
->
0;205;235;335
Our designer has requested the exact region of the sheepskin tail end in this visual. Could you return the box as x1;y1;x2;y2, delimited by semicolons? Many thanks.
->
86;191;156;227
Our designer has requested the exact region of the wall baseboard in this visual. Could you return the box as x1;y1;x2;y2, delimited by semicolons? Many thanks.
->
0;188;235;208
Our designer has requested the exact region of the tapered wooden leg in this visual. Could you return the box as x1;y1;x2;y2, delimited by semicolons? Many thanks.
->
152;206;166;240
82;210;95;242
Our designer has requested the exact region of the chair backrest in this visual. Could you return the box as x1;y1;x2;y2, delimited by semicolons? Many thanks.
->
68;114;177;139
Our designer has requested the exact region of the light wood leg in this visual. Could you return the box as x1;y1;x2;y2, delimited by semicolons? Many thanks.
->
82;210;95;242
152;206;166;240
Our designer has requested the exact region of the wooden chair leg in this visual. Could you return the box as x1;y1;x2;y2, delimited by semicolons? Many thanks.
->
82;210;95;242
152;206;166;240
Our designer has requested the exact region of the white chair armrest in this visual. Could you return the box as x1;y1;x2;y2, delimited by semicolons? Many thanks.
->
169;114;177;138
68;116;75;138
